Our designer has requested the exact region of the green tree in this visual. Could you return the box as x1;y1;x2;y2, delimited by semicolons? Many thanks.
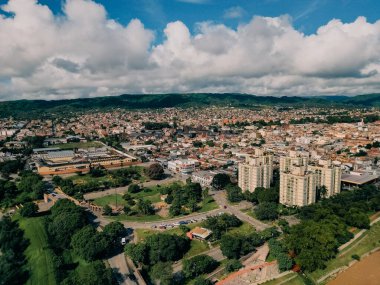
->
145;163;165;180
136;199;154;215
61;260;115;285
128;183;141;193
226;185;244;203
183;255;218;278
194;277;213;285
211;173;231;190
20;202;38;217
103;205;113;216
150;262;173;285
254;202;278;221
71;226;107;261
285;220;339;272
225;259;243;273
220;234;242;259
345;208;370;229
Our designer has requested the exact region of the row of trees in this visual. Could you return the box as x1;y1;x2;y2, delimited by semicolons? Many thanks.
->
44;200;119;284
0;217;29;285
0;170;45;207
220;227;280;259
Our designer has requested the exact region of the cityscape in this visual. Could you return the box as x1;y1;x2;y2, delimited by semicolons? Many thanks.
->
1;1;380;285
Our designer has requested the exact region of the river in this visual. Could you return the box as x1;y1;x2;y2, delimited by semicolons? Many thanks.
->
328;250;380;285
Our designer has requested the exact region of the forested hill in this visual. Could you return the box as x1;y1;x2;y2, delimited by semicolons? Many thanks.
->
0;93;379;119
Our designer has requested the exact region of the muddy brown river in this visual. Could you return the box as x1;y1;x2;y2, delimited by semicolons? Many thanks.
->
328;251;380;285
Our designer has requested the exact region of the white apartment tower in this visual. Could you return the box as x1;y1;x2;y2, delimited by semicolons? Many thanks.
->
279;150;309;172
279;151;316;207
308;159;341;198
238;149;273;192
280;166;317;206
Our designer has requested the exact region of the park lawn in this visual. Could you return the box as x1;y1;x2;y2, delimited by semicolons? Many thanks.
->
228;222;256;235
309;220;380;282
93;194;128;207
54;141;103;150
130;187;162;201
18;216;57;285
69;173;117;185
184;240;210;258
198;197;218;213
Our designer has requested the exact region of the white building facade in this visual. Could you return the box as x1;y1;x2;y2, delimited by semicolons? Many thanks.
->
238;149;273;192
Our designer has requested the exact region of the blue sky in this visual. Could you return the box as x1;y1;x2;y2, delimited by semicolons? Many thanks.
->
21;0;380;36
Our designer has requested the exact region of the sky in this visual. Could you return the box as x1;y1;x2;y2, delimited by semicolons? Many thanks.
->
0;0;380;100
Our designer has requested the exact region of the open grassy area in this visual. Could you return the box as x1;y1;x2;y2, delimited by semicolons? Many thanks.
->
228;222;256;235
69;173;112;185
53;141;103;150
18;216;57;285
198;196;218;212
309;220;380;282
93;194;128;207
184;240;210;258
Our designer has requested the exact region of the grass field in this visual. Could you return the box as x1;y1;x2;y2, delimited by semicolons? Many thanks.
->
198;197;218;212
310;220;380;282
228;222;256;235
53;141;103;150
18;216;57;285
93;194;128;207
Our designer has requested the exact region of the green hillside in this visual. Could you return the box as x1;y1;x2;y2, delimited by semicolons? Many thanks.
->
0;93;378;119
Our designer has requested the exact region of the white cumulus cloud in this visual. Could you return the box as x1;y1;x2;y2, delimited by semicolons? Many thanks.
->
0;0;380;100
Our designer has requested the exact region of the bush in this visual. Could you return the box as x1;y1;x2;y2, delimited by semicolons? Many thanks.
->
225;259;243;273
352;254;360;261
103;205;112;216
128;184;141;194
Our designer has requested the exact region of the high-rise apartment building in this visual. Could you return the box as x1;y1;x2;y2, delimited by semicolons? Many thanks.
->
279;150;309;172
309;159;341;198
279;165;317;206
238;149;273;192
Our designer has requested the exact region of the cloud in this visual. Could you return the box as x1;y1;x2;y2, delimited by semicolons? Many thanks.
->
223;6;245;19
0;0;380;100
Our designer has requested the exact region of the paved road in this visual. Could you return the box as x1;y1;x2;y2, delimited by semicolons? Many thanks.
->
173;246;225;273
108;253;137;285
211;191;270;231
